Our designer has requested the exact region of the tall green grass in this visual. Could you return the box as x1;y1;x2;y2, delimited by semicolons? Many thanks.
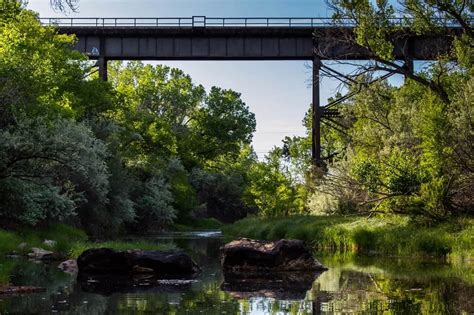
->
223;215;474;259
19;224;88;254
1;224;179;261
0;224;87;256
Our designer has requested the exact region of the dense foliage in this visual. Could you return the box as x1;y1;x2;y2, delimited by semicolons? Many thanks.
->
245;0;473;221
0;1;257;235
0;0;472;236
322;0;473;220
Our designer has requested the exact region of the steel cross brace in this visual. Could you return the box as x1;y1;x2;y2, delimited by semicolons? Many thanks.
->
312;62;397;165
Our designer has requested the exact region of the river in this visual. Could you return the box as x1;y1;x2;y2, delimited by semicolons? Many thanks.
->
0;231;472;314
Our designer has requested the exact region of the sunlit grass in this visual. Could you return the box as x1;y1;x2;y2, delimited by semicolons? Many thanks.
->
18;224;88;255
0;224;87;256
223;215;474;260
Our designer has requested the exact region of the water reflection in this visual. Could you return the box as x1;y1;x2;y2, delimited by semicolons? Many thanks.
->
0;232;472;314
222;270;324;300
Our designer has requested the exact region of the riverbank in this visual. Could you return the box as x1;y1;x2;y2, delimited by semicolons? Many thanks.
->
2;215;472;268
223;215;474;262
0;224;174;265
0;224;87;257
0;229;471;313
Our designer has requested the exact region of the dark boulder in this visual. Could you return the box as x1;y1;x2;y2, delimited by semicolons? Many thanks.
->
220;238;327;272
77;248;200;277
220;238;327;299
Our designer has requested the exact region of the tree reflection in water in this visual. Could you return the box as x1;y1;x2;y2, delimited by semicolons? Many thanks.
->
0;234;472;314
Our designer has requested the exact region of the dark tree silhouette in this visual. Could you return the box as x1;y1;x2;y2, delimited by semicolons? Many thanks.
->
50;0;78;12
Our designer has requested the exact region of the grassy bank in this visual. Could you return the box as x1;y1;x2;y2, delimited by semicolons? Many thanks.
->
223;215;474;260
68;241;176;259
0;224;87;257
0;225;177;284
0;224;176;260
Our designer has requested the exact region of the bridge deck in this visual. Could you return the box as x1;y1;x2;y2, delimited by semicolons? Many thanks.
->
42;16;465;165
51;25;457;61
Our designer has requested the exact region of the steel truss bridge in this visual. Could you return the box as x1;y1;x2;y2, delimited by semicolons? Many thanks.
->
40;16;466;165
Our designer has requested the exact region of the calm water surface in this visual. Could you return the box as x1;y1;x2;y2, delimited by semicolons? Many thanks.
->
0;231;472;314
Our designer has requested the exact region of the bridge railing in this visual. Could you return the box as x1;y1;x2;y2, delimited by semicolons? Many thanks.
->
36;17;380;28
38;16;470;28
38;17;340;28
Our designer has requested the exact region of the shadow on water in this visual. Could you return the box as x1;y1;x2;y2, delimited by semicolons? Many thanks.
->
0;230;472;314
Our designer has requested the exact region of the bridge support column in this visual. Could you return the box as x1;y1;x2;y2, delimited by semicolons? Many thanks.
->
406;58;414;76
98;57;108;81
405;38;414;77
312;56;322;167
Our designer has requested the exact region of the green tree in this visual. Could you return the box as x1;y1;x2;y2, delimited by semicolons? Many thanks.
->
107;61;257;223
108;61;256;168
325;0;473;103
302;0;473;219
246;149;307;217
0;117;109;225
0;2;117;230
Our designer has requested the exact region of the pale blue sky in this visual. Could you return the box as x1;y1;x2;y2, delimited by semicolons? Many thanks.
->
28;0;404;157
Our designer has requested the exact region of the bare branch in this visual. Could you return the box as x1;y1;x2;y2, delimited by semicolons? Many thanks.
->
49;0;78;13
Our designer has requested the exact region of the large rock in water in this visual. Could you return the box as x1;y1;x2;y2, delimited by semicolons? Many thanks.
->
220;238;327;299
221;238;326;272
77;248;200;277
